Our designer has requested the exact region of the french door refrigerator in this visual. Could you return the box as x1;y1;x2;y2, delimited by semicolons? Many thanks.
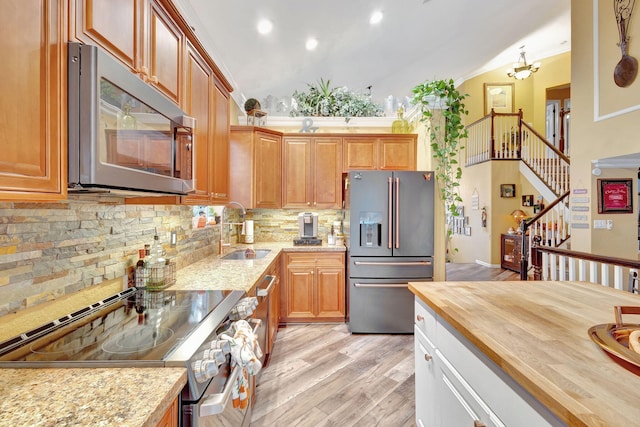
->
348;170;434;333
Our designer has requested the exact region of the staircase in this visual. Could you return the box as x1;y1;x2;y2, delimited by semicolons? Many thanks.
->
465;109;571;275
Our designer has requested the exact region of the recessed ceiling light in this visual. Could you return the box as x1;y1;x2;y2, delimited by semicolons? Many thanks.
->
305;37;318;51
257;19;273;35
370;10;383;25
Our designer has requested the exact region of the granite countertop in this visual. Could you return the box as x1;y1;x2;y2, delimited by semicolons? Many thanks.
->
0;367;186;427
171;241;345;292
410;280;640;427
0;241;344;427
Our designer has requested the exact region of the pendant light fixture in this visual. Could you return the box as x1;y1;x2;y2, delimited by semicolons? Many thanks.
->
507;46;541;80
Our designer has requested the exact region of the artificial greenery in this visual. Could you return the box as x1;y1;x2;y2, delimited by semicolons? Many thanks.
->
289;78;384;120
412;78;469;223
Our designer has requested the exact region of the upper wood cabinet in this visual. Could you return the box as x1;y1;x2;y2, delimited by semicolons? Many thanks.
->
0;0;66;201
71;0;184;104
282;136;342;209
230;126;282;209
211;84;230;203
343;135;417;171
181;42;213;204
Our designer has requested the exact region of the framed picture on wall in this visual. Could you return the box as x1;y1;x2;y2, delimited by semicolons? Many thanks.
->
522;194;533;206
484;83;515;115
597;178;633;213
500;184;516;198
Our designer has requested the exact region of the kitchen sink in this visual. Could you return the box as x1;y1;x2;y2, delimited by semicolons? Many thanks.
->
220;249;271;260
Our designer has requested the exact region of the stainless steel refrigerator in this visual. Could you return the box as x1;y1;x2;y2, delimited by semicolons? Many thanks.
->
348;170;435;333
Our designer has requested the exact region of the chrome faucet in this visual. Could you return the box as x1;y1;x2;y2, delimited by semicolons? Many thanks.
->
219;201;247;253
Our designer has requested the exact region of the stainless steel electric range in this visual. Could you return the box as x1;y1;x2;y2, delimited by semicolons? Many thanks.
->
0;287;254;427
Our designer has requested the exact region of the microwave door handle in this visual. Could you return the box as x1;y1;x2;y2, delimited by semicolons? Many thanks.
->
395;177;400;249
388;177;393;249
171;127;177;176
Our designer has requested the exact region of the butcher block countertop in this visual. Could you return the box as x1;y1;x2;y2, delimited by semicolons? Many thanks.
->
0;367;186;427
409;280;640;427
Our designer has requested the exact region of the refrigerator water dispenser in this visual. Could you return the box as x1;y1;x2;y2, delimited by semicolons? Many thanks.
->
359;213;382;247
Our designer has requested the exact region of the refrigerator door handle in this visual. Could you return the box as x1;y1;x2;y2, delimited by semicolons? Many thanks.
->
395;177;400;249
388;176;393;249
353;261;432;266
353;283;409;288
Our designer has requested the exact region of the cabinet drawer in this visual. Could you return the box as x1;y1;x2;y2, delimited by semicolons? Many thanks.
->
437;318;564;427
286;252;344;267
415;297;436;341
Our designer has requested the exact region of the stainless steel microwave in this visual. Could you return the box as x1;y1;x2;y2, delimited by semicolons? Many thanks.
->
67;42;196;196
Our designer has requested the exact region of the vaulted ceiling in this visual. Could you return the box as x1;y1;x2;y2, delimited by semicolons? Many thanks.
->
173;0;571;113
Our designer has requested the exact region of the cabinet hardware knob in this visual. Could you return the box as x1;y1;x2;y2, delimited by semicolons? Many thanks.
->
186;143;192;151
416;315;424;321
307;202;311;206
424;353;432;361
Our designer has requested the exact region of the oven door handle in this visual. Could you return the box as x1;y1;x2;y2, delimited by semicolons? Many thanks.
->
199;364;242;417
256;275;276;297
199;319;261;417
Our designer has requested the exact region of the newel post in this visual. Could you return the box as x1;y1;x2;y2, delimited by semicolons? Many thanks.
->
530;235;542;280
490;108;496;158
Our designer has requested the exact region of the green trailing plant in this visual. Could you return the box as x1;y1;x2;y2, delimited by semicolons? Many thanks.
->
290;78;384;120
412;79;469;254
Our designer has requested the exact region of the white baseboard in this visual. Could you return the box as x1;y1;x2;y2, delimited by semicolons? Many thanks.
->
476;259;501;268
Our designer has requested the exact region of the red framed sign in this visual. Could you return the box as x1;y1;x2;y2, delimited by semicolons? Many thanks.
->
597;179;633;213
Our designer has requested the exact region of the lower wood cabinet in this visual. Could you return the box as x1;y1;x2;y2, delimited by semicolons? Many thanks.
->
267;255;281;355
155;396;178;427
281;252;345;323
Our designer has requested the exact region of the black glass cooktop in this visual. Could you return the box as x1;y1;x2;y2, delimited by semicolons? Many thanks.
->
0;288;231;363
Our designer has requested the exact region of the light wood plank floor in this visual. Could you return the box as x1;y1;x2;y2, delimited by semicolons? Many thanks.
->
251;263;521;426
251;323;415;427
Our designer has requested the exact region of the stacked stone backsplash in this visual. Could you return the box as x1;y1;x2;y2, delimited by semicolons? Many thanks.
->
0;200;343;318
0;199;220;317
245;209;345;242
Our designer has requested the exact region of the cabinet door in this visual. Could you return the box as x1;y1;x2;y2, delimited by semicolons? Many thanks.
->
181;43;212;203
71;0;142;72
145;1;183;104
155;397;178;427
316;265;345;319
343;137;377;171
415;327;437;427
282;137;312;208
211;84;230;202
436;352;502;427
313;137;342;209
254;131;281;208
379;135;416;170
0;0;65;200
268;278;279;354
285;265;315;320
